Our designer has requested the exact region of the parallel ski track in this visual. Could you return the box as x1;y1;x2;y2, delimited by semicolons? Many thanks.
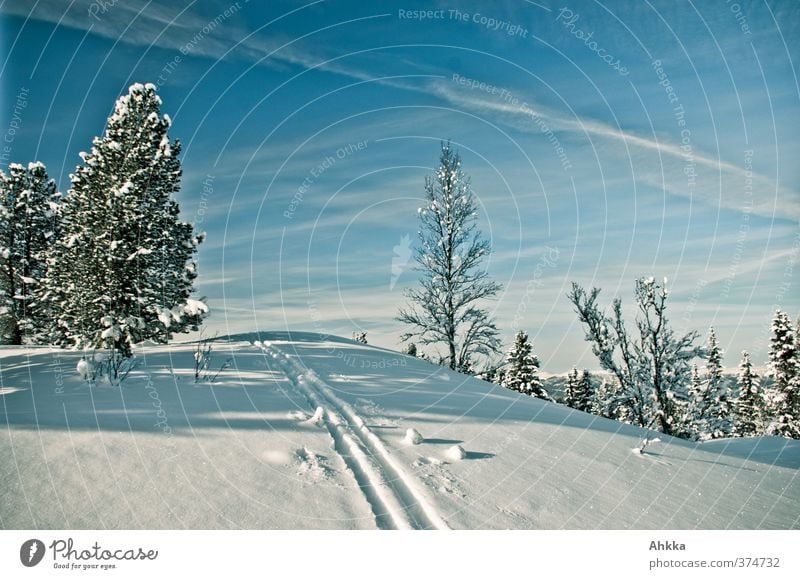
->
258;341;449;530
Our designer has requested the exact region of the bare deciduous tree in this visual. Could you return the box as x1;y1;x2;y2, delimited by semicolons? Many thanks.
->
397;141;501;371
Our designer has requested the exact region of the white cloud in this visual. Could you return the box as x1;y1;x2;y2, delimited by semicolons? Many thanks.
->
431;79;800;221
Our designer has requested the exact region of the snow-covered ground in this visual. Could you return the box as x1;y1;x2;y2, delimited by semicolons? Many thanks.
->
1;332;798;529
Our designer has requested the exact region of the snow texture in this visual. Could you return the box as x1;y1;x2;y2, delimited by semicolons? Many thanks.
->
445;444;467;461
404;428;424;445
1;332;798;530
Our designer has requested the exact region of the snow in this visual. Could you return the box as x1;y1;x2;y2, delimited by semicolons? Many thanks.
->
157;309;172;327
305;406;324;426
182;298;208;317
404;428;424;445
445;444;467;461
75;358;92;381
1;332;798;530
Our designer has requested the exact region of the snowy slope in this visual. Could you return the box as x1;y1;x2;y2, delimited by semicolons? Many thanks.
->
1;332;798;530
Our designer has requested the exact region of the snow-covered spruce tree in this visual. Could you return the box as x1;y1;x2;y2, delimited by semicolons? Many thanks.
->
564;367;579;407
40;83;206;368
764;310;799;438
592;376;631;421
564;368;593;411
0;162;60;344
501;330;551;400
397;141;501;372
568;278;703;437
685;363;707;439
576;369;595;413
703;327;732;439
734;350;763;437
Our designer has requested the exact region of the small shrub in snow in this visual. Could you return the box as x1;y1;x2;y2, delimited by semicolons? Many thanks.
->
191;328;231;383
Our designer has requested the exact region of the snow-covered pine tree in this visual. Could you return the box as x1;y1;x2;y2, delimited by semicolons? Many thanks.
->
564;367;579;407
0;162;60;344
592;376;609;416
564;368;593;411
397;141;502;371
685;363;707;439
501;330;551;400
734;350;763;437
703;327;732;439
576;369;595;413
592;375;631;422
40;83;207;365
764;310;799;438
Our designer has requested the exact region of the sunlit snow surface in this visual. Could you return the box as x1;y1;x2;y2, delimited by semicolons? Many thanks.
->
1;332;798;529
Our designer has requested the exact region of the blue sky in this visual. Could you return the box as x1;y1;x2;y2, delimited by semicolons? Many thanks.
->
1;0;798;372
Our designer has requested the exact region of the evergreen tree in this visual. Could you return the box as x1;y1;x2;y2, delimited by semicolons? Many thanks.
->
765;310;799;438
564;367;579;407
734;350;763;437
591;377;609;417
703;327;732;439
40;83;206;364
576;369;595;413
564;368;593;411
404;342;418;357
0;162;60;344
592;375;630;422
501;330;551;400
397;141;502;370
685;363;707;439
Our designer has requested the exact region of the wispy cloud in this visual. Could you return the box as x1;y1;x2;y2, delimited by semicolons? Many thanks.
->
1;0;410;88
431;79;800;221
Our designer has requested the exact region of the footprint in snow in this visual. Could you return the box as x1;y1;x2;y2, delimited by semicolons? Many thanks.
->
295;447;339;484
412;456;466;498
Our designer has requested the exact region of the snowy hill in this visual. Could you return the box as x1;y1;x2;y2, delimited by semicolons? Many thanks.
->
1;332;798;529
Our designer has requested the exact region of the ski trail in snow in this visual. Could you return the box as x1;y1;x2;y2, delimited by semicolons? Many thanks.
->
258;341;450;530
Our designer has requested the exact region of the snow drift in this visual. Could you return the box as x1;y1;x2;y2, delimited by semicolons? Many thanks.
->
1;332;798;530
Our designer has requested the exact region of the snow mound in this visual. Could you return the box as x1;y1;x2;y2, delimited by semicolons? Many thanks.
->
76;358;91;380
305;406;324;426
445;444;467;461
403;428;424;445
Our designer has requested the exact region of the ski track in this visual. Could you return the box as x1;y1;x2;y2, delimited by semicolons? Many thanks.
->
257;341;450;531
